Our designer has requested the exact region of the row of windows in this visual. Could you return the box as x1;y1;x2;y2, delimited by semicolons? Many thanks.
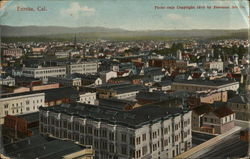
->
35;69;66;74
41;124;134;156
3;99;43;108
41;118;135;143
5;105;40;115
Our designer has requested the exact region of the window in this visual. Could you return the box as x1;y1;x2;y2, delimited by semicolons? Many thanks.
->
204;117;207;122
130;149;135;158
153;143;157;151
130;136;135;145
211;118;214;123
122;134;127;142
142;133;146;141
142;146;147;156
152;131;157;139
136;137;141;145
109;132;114;141
109;143;114;153
136;150;141;158
87;126;93;134
4;104;8;109
164;139;168;146
121;146;127;155
94;140;99;149
94;129;99;137
102;129;107;138
164;128;168;134
4;111;8;115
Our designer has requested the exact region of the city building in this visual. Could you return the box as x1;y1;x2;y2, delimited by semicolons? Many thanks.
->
66;61;98;75
203;61;224;72
2;48;23;58
38;87;79;107
99;71;117;83
96;83;147;100
0;76;15;86
227;94;250;121
39;102;192;159
22;66;66;83
3;112;39;139
0;92;45;124
2;135;95;159
187;91;228;108
72;74;103;86
172;79;239;92
48;76;82;87
78;92;97;105
192;104;235;134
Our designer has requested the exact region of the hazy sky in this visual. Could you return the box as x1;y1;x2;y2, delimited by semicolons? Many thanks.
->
0;0;249;30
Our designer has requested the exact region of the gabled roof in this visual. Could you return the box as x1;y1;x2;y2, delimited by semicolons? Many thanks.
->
213;106;234;118
192;105;212;115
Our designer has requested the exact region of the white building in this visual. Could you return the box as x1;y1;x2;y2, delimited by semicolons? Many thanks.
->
99;71;117;82
67;61;98;75
0;92;45;124
22;66;66;83
203;61;224;72
39;102;192;159
0;76;15;86
78;92;96;105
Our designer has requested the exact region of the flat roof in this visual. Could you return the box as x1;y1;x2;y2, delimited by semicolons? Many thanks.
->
173;79;238;87
0;91;44;99
3;135;87;159
16;112;39;123
40;101;190;129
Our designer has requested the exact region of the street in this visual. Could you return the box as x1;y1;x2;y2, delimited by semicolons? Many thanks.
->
190;131;249;158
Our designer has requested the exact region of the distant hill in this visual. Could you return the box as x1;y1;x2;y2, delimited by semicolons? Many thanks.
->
0;25;248;41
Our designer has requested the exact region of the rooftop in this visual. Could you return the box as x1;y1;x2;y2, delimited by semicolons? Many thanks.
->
16;112;39;123
40;101;190;129
3;135;88;159
96;83;147;94
228;94;250;104
173;79;238;87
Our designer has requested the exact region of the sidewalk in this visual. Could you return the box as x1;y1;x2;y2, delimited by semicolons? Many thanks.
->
174;126;242;159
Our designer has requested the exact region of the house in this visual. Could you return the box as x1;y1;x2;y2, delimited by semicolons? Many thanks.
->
140;67;164;82
192;104;235;134
72;73;102;86
99;71;117;83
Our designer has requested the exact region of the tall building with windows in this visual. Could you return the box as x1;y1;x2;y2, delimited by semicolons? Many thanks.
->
39;102;192;159
22;66;66;83
66;61;98;75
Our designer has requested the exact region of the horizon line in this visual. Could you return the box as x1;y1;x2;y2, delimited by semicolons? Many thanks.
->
1;24;249;32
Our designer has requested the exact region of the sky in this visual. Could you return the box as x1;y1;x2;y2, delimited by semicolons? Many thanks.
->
0;0;249;30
